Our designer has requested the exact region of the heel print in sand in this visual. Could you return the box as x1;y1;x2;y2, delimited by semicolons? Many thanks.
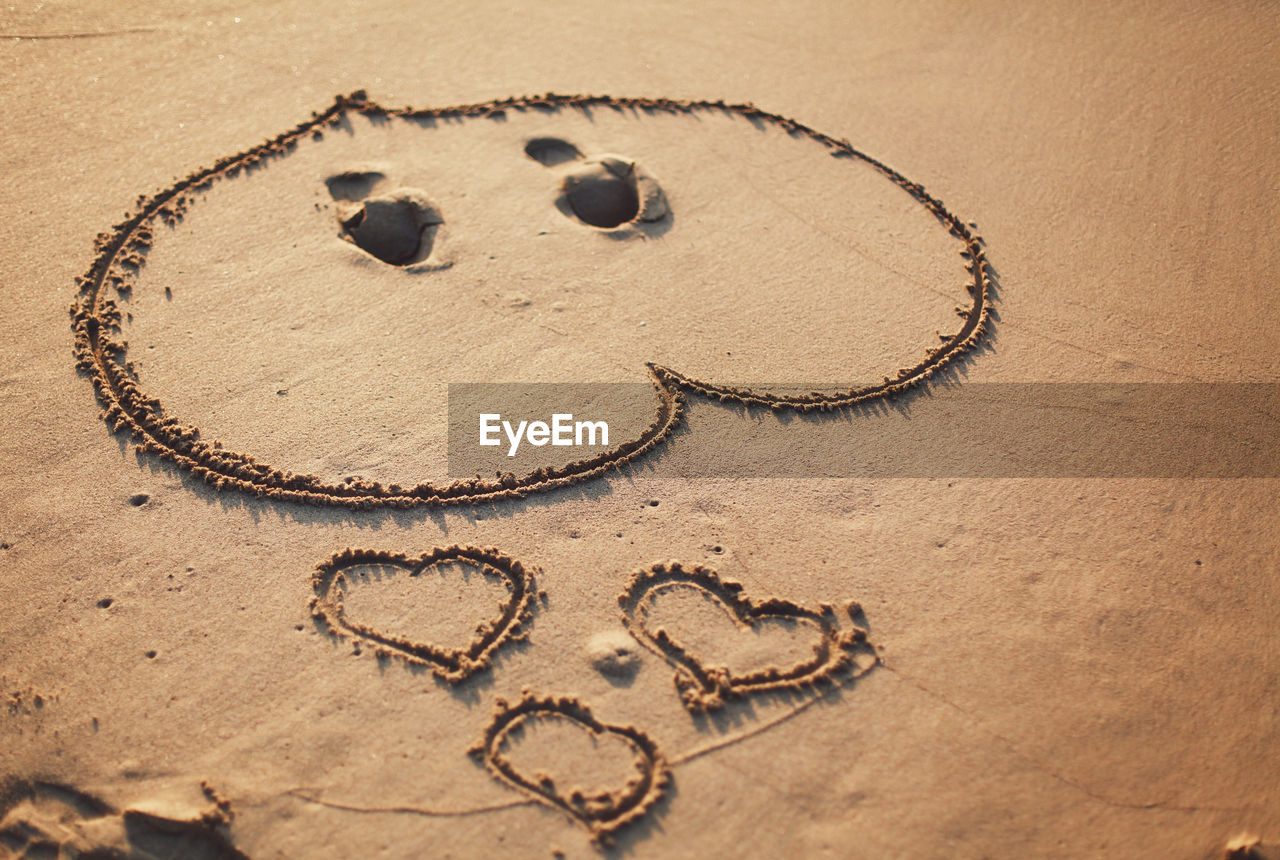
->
324;167;448;268
309;545;541;682
469;691;671;846
525;136;669;230
618;561;876;712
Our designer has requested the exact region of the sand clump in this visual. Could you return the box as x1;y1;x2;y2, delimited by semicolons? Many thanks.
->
585;630;642;680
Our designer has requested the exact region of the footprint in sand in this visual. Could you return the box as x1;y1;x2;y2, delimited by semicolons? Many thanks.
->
324;168;444;266
524;136;669;230
0;779;245;860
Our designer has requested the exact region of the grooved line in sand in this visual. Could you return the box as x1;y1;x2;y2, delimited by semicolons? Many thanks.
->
71;90;995;509
309;545;540;682
468;690;671;846
619;561;876;712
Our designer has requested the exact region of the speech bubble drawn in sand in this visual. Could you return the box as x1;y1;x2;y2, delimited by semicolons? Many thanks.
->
469;690;671;846
619;561;876;712
71;91;994;508
309;545;540;682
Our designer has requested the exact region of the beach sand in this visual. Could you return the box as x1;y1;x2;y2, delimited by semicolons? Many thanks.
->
1;1;1277;857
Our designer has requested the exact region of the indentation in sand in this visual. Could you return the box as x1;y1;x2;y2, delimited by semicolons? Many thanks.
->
641;587;821;677
562;157;641;228
469;691;670;846
525;135;668;229
324;168;386;201
309;545;540;682
326;174;443;266
523;137;582;167
0;779;245;860
563;156;666;229
618;561;875;712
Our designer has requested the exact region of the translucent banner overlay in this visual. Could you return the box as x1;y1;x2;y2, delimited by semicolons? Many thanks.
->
448;383;1280;478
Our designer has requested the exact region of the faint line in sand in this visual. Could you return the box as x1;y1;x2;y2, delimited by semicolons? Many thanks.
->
2;27;157;40
671;656;880;765
284;788;534;818
878;661;1255;816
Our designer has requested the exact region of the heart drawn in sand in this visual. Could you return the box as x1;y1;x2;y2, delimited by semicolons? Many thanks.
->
618;561;874;712
309;545;540;682
470;691;671;845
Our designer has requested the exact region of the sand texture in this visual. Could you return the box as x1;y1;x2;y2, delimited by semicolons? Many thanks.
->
1;1;1278;858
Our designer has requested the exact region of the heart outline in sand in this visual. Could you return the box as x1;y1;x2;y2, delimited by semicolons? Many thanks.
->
469;690;671;845
309;544;540;682
71;90;995;510
618;561;874;712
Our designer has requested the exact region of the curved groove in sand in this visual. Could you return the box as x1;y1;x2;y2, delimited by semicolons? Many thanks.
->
309;545;540;682
71;91;994;509
618;561;874;712
469;690;672;846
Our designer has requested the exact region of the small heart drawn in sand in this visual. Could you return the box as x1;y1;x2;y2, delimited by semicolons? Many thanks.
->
309;545;539;682
470;691;671;845
619;561;874;712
